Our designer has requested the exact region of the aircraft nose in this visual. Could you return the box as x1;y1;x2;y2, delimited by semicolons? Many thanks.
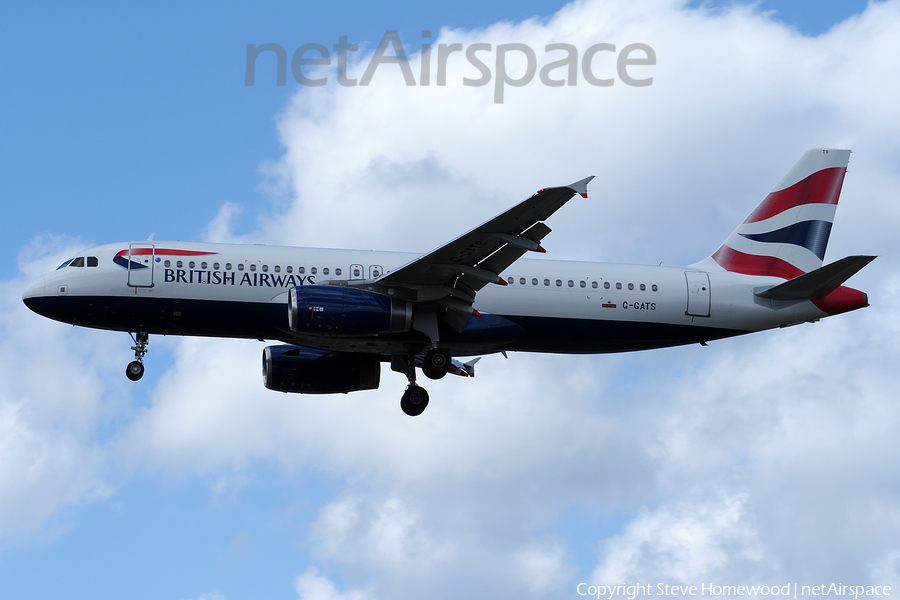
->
22;275;50;311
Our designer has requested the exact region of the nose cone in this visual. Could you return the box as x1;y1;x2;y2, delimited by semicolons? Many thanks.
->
22;275;51;314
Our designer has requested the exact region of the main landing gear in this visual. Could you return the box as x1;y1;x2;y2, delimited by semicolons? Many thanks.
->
126;330;149;381
394;349;452;417
400;384;429;417
422;348;451;380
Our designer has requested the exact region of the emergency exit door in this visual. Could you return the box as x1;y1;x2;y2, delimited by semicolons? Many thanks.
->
684;271;710;317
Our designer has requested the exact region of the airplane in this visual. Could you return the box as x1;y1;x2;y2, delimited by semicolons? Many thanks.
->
22;149;875;416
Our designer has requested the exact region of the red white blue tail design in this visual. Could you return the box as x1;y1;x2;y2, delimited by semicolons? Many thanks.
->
700;149;850;279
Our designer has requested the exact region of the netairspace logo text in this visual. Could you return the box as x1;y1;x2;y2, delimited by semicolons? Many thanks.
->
575;583;893;599
245;29;656;103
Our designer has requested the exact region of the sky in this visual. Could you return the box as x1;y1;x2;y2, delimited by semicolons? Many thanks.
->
1;0;899;599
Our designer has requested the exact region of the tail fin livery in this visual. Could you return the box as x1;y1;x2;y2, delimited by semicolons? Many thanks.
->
700;149;851;279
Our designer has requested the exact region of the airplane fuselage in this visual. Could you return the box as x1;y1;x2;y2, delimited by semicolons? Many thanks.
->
22;240;859;357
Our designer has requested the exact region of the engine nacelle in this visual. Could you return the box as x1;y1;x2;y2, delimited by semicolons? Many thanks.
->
262;345;381;394
288;286;412;335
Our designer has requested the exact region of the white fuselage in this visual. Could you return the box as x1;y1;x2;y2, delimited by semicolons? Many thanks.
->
22;240;832;357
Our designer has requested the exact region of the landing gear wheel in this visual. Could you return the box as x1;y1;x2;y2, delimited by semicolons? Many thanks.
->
126;360;145;381
422;349;451;380
400;385;429;416
126;330;149;382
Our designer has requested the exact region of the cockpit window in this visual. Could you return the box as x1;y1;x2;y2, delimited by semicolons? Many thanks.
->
68;257;85;267
57;259;73;270
87;256;98;267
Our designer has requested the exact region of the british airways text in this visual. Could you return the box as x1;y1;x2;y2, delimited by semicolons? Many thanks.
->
164;269;316;287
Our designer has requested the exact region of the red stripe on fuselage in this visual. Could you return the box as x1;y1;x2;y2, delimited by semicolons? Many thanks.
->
744;167;846;224
115;249;219;258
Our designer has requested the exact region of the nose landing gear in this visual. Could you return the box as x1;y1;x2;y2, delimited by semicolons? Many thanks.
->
126;330;149;381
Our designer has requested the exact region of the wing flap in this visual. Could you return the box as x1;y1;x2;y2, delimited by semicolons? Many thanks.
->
380;178;593;291
368;176;593;341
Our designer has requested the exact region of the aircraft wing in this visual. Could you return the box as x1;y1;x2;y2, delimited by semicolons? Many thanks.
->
368;176;594;333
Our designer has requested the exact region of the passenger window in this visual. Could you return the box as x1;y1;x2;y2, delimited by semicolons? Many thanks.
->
518;277;525;285
299;267;305;274
592;281;598;289
556;279;562;287
567;280;574;287
530;278;537;285
164;260;171;268
225;263;232;270
87;256;98;267
238;264;244;271
353;267;361;277
274;265;281;273
213;262;220;270
250;264;257;272
616;282;622;290
544;279;550;286
640;284;646;291
628;283;634;290
189;261;196;269
604;282;610;289
286;266;293;273
262;265;268;272
324;268;330;275
202;262;208;269
652;284;658;292
580;281;586;288
335;268;342;276
311;267;317;274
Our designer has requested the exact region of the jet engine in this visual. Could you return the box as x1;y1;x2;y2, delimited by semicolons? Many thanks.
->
288;286;412;335
262;345;381;394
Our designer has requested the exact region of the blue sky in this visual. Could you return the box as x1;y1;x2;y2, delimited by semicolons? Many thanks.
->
2;1;898;599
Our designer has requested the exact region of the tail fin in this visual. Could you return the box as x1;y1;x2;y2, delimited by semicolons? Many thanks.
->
698;149;851;279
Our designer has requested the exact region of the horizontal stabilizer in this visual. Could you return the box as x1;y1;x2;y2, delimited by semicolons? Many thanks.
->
448;357;481;378
755;255;876;301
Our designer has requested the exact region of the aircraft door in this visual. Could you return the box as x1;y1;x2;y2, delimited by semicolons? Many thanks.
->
350;264;364;280
369;265;383;279
684;271;710;317
127;243;155;288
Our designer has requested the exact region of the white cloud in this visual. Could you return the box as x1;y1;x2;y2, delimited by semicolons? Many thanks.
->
295;567;371;600
590;492;770;583
0;238;117;539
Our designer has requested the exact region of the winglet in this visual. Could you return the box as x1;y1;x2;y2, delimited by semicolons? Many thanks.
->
568;176;595;198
